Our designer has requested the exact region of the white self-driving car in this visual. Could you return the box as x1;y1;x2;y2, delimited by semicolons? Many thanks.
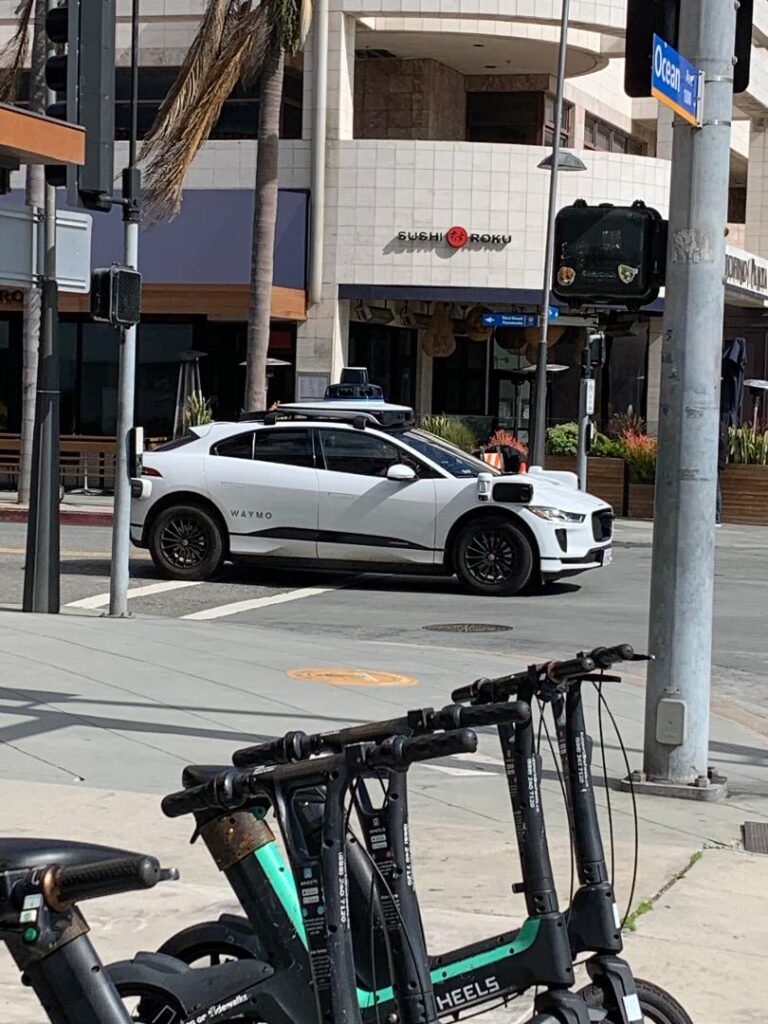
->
131;402;614;596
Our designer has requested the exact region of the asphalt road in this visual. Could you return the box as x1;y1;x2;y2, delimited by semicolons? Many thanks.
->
1;518;767;720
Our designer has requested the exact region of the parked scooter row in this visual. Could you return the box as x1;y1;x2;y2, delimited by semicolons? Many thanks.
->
0;643;694;1024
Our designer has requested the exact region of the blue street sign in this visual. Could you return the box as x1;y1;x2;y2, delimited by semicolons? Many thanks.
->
482;312;539;329
548;305;560;320
651;34;703;127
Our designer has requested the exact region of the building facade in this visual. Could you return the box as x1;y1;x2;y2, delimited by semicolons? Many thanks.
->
2;0;768;441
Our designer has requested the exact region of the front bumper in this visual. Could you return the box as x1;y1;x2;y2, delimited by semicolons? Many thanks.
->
540;546;612;579
523;505;614;579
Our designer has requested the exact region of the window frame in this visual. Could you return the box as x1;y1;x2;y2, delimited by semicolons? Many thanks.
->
584;113;646;156
210;426;317;467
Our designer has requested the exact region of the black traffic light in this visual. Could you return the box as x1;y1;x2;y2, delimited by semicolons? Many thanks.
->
552;200;667;309
45;0;116;211
625;0;752;97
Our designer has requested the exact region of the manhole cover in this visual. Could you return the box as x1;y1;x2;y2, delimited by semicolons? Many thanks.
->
743;821;768;854
422;623;513;634
287;668;418;687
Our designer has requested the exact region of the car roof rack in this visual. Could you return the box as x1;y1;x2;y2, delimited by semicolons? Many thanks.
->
239;408;381;430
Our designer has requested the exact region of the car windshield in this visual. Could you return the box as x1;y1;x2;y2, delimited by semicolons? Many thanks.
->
396;429;500;478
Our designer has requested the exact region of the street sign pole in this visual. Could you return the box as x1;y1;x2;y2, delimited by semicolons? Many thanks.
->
641;0;737;798
108;0;140;618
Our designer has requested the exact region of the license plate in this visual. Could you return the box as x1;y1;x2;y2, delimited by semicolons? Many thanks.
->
602;549;613;566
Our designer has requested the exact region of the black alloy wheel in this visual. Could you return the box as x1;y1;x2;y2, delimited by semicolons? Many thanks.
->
454;518;534;596
149;504;225;581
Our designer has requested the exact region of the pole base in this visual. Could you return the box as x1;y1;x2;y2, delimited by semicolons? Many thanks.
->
620;770;728;802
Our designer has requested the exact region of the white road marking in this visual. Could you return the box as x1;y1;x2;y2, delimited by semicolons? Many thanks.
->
66;579;202;609
182;584;338;621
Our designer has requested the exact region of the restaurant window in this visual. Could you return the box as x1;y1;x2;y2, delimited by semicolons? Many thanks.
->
584;114;646;155
467;92;573;146
432;336;487;416
348;323;416;406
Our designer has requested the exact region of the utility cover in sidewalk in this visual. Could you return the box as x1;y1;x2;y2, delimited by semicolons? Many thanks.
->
422;623;513;633
287;668;417;687
743;821;768;854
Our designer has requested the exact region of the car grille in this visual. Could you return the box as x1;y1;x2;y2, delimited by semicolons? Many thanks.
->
592;509;614;542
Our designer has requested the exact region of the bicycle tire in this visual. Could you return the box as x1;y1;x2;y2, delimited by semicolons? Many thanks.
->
579;977;694;1024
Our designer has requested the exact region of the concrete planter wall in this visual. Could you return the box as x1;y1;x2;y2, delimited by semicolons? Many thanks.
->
545;456;627;513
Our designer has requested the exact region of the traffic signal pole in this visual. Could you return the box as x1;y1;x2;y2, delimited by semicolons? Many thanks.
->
108;0;140;617
23;0;60;614
641;0;736;798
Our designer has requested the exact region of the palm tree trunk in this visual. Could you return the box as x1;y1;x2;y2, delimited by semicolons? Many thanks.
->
244;45;284;413
18;0;47;503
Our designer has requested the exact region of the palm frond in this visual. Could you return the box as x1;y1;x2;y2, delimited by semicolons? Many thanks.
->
142;3;272;222
0;0;35;104
298;0;313;50
139;0;240;158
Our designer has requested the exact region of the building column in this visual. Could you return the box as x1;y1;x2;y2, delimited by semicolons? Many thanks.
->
415;338;433;418
656;104;674;161
296;11;355;388
746;119;768;258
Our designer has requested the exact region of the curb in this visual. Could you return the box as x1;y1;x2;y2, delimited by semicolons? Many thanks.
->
0;507;113;527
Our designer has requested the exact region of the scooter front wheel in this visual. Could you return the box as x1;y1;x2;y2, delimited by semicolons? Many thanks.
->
579;978;693;1024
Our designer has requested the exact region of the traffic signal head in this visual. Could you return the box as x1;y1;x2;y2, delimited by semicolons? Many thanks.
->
625;0;752;97
552;200;667;309
91;266;143;327
45;0;116;212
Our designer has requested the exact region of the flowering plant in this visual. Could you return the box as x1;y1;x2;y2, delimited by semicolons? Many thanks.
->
487;429;528;457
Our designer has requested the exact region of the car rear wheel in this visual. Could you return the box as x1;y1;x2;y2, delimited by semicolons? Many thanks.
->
149;504;225;581
454;518;534;596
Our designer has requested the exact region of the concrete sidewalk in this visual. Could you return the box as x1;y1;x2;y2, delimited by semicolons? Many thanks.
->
0;609;765;1022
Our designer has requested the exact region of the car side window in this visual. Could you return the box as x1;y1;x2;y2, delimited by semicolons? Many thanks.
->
318;429;402;477
252;428;315;468
211;432;255;460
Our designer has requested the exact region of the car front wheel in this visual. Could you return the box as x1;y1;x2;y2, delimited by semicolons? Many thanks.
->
454;517;534;596
149;504;225;581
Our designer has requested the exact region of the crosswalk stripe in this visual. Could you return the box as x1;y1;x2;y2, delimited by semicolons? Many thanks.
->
181;580;351;621
66;579;202;610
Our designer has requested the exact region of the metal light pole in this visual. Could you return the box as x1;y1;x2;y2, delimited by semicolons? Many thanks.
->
23;0;60;614
108;0;141;617
530;0;570;467
641;0;737;798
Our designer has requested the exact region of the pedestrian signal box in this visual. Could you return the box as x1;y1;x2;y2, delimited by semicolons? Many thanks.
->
552;200;667;309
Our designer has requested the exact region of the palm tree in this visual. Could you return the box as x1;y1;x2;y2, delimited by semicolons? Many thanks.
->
140;0;311;414
0;0;46;504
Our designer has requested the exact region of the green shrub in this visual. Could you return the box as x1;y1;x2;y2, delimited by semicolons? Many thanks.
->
420;415;477;453
729;424;768;466
591;432;627;460
184;391;213;428
546;422;579;456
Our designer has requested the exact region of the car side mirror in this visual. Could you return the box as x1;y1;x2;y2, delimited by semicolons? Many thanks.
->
387;463;417;482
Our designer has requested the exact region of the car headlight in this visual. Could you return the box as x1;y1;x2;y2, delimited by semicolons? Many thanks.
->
528;507;586;523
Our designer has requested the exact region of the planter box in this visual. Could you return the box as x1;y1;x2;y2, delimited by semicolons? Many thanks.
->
721;464;768;525
627;483;655;520
545;456;627;514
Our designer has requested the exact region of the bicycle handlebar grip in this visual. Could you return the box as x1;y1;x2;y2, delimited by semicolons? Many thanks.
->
366;728;477;770
161;769;240;818
232;731;309;767
440;701;531;728
56;856;175;905
588;643;634;669
547;655;596;683
449;677;491;703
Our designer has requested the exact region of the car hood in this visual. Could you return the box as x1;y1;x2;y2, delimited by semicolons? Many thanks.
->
524;475;609;513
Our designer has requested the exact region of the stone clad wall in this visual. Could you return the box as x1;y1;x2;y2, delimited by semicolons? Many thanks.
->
354;58;465;141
